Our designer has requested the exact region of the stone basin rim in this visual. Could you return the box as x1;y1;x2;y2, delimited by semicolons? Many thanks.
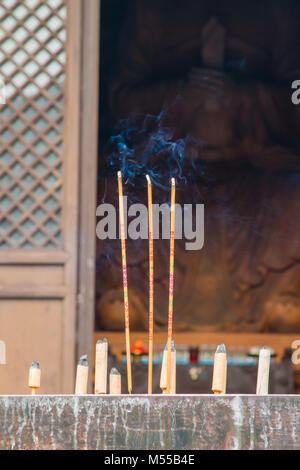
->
0;394;299;398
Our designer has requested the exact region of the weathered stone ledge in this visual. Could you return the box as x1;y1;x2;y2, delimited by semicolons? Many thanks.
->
0;395;299;450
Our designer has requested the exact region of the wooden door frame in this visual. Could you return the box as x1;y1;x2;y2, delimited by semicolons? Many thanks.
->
67;0;101;389
63;0;80;393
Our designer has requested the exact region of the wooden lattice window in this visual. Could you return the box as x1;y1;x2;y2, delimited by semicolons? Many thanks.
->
0;0;66;249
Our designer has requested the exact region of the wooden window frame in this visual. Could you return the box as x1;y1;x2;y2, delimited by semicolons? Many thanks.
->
71;0;100;388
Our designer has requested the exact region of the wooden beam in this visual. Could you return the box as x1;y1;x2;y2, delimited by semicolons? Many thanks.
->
0;250;68;265
62;0;82;393
76;0;100;392
0;286;66;299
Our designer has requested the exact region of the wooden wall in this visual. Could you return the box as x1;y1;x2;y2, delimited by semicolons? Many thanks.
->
0;0;100;394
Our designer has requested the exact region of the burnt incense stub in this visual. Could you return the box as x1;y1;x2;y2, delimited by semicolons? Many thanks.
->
28;361;41;391
109;368;121;394
95;339;108;395
213;344;227;394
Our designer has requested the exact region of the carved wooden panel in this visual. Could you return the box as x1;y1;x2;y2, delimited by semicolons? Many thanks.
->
0;0;66;249
0;299;63;394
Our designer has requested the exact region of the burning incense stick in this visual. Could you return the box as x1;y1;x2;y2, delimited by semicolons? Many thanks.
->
28;360;41;395
256;346;271;395
75;355;88;394
110;368;121;394
146;174;154;394
160;341;176;394
212;344;227;394
166;178;176;394
118;171;132;394
94;338;108;394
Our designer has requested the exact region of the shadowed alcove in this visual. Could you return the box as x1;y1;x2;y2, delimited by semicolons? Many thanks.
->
96;0;300;336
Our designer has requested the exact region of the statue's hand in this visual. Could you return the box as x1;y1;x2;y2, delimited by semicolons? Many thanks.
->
188;67;233;111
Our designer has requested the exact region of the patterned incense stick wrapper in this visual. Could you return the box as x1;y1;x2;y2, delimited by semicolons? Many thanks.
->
121;249;129;330
167;178;176;394
118;171;132;393
149;257;154;342
146;175;154;393
148;250;154;341
168;270;174;336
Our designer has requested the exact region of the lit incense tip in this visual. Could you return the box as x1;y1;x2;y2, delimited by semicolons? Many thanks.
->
216;343;226;354
118;171;122;179
259;346;271;357
171;177;175;185
96;338;108;351
96;338;107;344
164;339;175;351
110;368;120;375
146;174;151;184
31;360;40;369
78;355;88;366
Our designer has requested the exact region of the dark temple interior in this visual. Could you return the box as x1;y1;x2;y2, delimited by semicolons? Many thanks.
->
96;0;300;335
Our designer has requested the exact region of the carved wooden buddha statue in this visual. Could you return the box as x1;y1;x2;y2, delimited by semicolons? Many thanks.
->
96;0;300;333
